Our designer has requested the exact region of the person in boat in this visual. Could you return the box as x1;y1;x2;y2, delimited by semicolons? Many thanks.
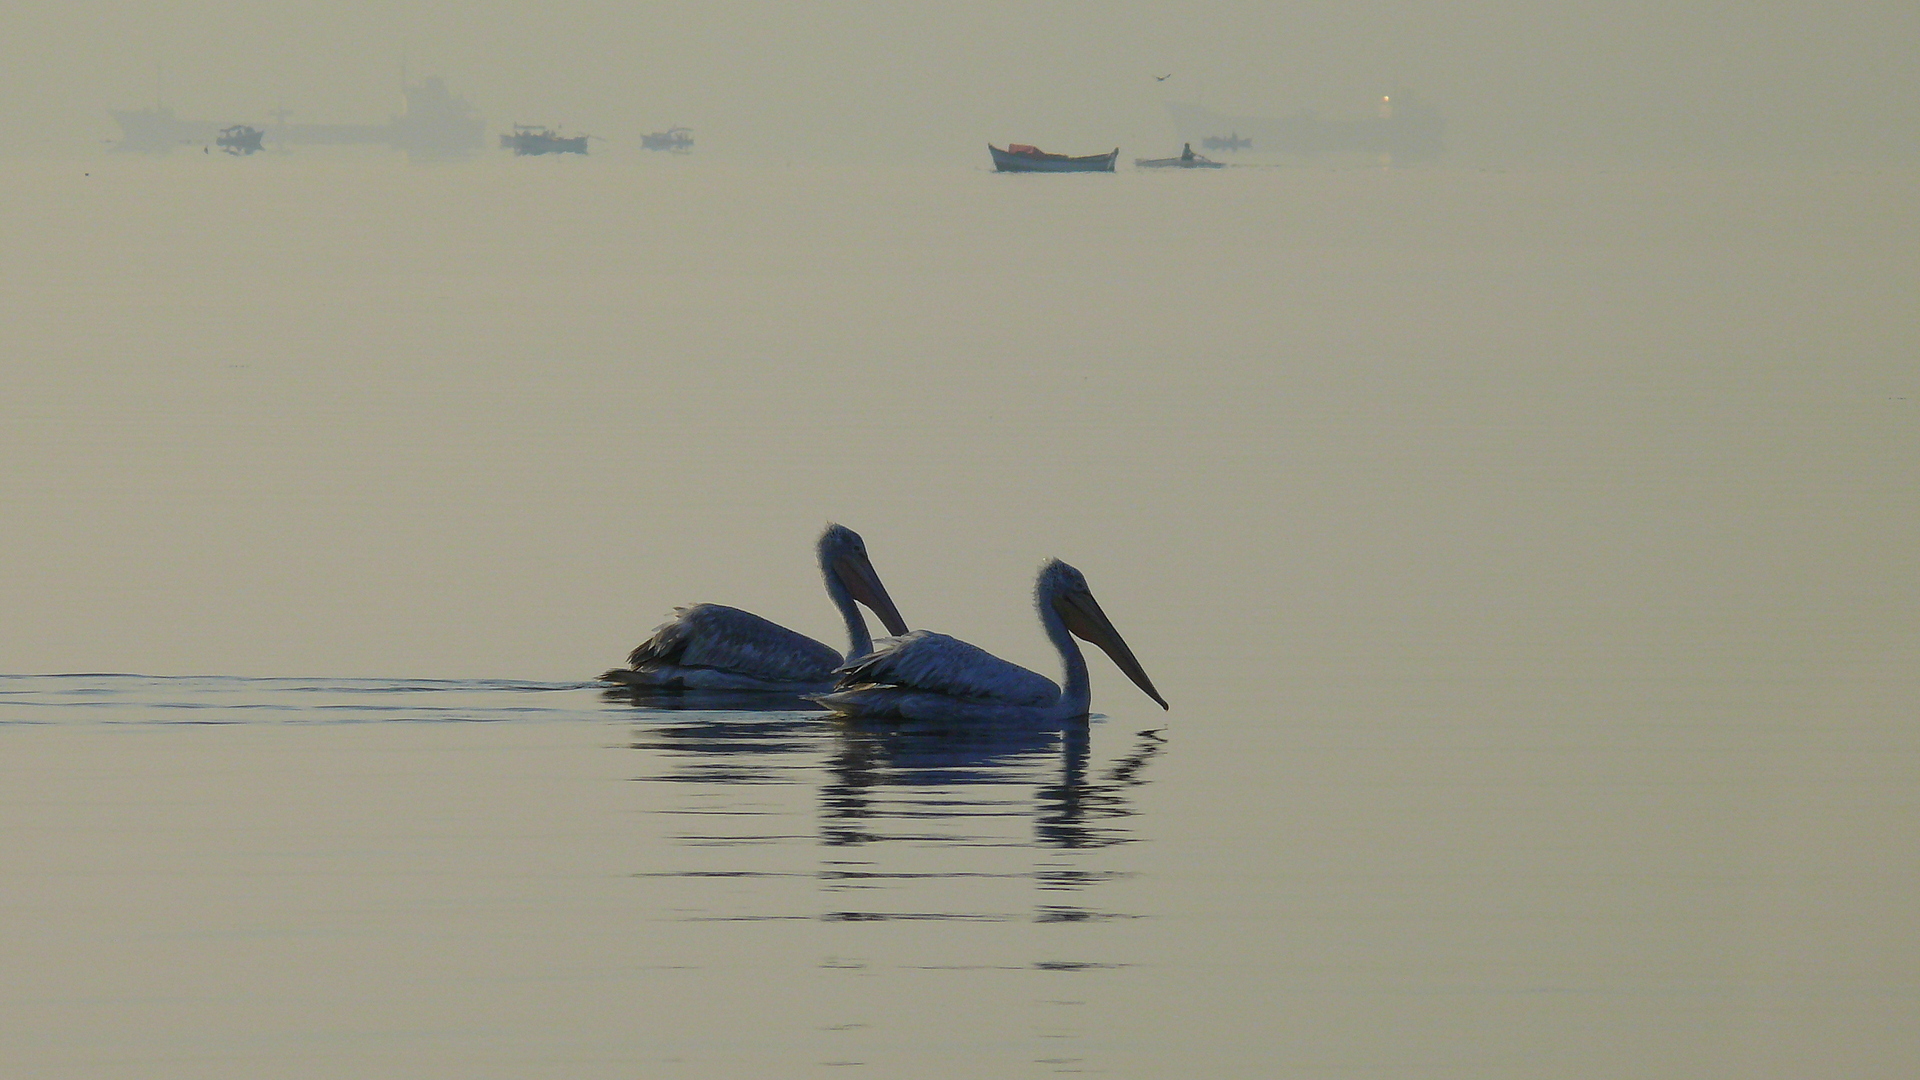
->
1181;142;1194;161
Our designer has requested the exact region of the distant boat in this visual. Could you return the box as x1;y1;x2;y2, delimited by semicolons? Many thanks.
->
640;126;693;152
1135;144;1225;169
109;106;218;152
501;125;588;155
216;125;265;155
1201;132;1252;152
1165;90;1444;163
989;144;1118;173
388;76;487;158
109;75;485;159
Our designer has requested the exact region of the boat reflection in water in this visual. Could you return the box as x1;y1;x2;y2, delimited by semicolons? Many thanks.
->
611;694;1165;934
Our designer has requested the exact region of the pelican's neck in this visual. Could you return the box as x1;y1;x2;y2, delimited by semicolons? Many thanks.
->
821;560;872;662
1038;588;1090;717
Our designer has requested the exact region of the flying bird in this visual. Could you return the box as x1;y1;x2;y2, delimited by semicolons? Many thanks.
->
1155;73;1173;82
601;524;909;692
812;559;1166;726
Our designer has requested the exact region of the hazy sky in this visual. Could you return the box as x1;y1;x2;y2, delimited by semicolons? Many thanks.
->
5;1;1916;162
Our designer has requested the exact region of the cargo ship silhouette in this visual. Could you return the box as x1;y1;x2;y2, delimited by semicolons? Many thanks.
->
110;75;485;159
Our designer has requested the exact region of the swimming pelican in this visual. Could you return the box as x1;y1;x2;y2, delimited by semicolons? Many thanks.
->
600;524;910;692
812;559;1167;725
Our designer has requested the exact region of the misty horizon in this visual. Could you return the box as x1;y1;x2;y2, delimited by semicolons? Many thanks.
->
4;2;1916;165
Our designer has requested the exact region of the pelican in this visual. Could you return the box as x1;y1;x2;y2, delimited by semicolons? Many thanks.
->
600;524;910;692
812;559;1167;725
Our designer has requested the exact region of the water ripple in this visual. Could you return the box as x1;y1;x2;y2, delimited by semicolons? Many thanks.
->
0;671;1170;1071
0;674;608;726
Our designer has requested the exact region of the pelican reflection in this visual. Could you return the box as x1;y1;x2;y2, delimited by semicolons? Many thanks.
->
612;693;1165;935
614;698;1166;849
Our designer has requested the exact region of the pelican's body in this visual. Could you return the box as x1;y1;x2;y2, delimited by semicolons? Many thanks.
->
601;525;909;693
812;560;1167;725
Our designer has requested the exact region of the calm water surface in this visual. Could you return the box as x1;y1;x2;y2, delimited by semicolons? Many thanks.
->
2;677;1182;1076
3;666;1915;1078
2;158;1915;1076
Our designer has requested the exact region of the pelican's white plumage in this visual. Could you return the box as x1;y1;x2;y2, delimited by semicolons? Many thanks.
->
813;559;1167;725
600;524;908;692
830;629;1057;707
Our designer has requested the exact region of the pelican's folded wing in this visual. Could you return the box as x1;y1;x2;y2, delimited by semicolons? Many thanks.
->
833;630;1058;706
628;603;841;682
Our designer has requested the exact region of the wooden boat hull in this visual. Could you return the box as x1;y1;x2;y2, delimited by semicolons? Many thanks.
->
989;145;1118;173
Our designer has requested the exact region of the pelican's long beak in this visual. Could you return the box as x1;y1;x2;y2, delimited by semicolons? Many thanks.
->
835;554;910;636
1055;589;1169;710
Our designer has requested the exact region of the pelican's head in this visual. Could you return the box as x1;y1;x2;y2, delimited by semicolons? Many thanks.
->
818;523;910;636
1038;559;1169;710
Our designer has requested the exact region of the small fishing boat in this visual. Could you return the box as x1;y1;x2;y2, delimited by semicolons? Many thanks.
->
1135;144;1226;169
216;125;265;155
640;126;693;152
989;144;1118;173
501;125;588;155
1201;132;1252;152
